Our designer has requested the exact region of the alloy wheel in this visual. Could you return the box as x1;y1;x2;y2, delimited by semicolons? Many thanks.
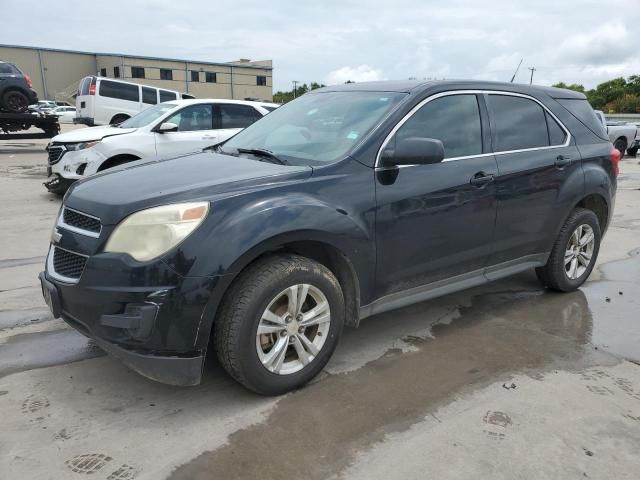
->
564;224;595;280
256;284;331;375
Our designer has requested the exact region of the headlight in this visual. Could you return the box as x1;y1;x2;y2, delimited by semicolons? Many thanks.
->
65;140;100;151
104;202;209;261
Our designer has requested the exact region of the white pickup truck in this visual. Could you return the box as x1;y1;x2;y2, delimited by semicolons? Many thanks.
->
594;110;639;157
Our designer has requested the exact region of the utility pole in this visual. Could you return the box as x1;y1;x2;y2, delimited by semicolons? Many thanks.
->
528;67;536;85
292;80;299;98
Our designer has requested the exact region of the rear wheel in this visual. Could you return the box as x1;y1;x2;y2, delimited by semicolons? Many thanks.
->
109;114;129;125
2;90;29;112
613;138;627;158
215;254;344;395
536;208;600;292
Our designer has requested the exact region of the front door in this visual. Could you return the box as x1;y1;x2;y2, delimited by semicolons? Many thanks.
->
155;103;218;159
375;93;498;297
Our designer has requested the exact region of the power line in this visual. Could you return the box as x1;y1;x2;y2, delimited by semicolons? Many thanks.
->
528;67;536;85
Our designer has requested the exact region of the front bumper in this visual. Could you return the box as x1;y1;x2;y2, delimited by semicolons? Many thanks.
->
44;173;76;194
40;241;221;385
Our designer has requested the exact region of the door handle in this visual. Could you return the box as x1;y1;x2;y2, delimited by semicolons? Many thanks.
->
469;172;495;187
555;155;573;168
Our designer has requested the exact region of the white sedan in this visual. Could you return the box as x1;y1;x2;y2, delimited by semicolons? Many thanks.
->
50;106;77;124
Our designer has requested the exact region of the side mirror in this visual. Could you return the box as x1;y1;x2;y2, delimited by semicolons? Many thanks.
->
381;137;445;167
155;122;178;133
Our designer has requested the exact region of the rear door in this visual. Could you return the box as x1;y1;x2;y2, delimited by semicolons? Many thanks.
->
154;103;216;159
375;93;498;297
76;76;95;120
215;103;264;142
484;93;582;271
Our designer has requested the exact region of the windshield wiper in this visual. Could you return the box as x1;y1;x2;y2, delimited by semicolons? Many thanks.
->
237;147;288;165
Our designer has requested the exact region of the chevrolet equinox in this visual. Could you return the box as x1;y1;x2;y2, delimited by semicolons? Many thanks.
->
40;80;618;395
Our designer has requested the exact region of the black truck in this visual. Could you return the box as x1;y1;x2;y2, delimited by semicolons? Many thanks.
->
0;61;59;139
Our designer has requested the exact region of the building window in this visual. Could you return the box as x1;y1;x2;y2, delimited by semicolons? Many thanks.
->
191;70;199;82
160;68;173;81
114;66;120;78
205;72;216;83
131;66;145;79
257;75;267;86
99;68;107;77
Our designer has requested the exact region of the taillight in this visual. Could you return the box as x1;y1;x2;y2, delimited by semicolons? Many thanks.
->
24;74;32;88
610;145;620;177
89;79;96;95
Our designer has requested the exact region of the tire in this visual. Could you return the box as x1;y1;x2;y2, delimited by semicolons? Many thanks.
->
2;90;29;113
627;147;638;157
109;114;129;125
215;254;345;395
535;208;601;292
613;138;627;158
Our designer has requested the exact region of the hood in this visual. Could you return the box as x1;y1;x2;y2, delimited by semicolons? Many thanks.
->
65;152;313;224
52;125;136;143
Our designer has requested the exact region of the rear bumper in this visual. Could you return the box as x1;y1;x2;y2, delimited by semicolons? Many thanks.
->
73;116;95;126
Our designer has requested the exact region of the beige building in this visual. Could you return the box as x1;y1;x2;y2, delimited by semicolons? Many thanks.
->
0;44;273;102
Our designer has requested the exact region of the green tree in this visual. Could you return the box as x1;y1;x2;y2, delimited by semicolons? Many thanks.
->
272;81;326;104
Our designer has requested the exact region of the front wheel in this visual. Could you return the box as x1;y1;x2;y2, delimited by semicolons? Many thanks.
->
536;208;601;292
215;254;345;395
613;139;627;158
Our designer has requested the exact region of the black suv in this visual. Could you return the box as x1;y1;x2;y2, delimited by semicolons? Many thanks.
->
40;80;617;394
0;61;38;112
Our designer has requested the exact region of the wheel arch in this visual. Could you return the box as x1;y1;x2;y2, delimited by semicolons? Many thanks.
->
196;232;363;351
109;113;131;124
575;193;609;233
97;153;140;171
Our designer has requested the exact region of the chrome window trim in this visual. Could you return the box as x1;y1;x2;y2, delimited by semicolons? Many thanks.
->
46;244;88;284
58;206;102;238
374;90;572;169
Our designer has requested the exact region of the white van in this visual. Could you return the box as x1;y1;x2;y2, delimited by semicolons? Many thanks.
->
75;76;189;126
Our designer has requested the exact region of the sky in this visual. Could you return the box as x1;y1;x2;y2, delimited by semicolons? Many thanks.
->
2;0;639;91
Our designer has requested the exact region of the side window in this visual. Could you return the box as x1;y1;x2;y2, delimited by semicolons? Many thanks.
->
394;94;483;159
159;90;177;102
546;111;567;146
487;95;549;151
99;80;139;102
142;87;157;105
165;104;213;132
219;104;261;129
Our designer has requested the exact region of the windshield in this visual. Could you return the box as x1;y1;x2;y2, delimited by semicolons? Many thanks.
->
118;103;178;128
222;92;406;165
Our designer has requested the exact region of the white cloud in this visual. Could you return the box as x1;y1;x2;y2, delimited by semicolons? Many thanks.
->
325;65;384;85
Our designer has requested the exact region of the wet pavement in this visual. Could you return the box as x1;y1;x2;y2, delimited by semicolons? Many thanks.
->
1;131;640;479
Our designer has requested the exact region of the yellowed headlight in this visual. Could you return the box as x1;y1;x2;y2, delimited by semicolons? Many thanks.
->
105;202;209;261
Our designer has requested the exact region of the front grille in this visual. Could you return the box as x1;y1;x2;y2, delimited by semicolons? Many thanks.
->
63;208;101;234
52;247;87;279
48;144;66;165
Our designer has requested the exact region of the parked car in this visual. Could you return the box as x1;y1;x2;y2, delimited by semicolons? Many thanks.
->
40;80;617;395
594;110;638;156
28;100;58;112
75;76;188;126
44;99;276;193
49;106;77;123
0;61;38;112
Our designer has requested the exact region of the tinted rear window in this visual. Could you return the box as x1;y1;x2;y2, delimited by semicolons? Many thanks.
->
0;63;19;74
99;80;139;102
159;90;177;102
488;95;549;151
79;77;94;96
557;99;607;140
